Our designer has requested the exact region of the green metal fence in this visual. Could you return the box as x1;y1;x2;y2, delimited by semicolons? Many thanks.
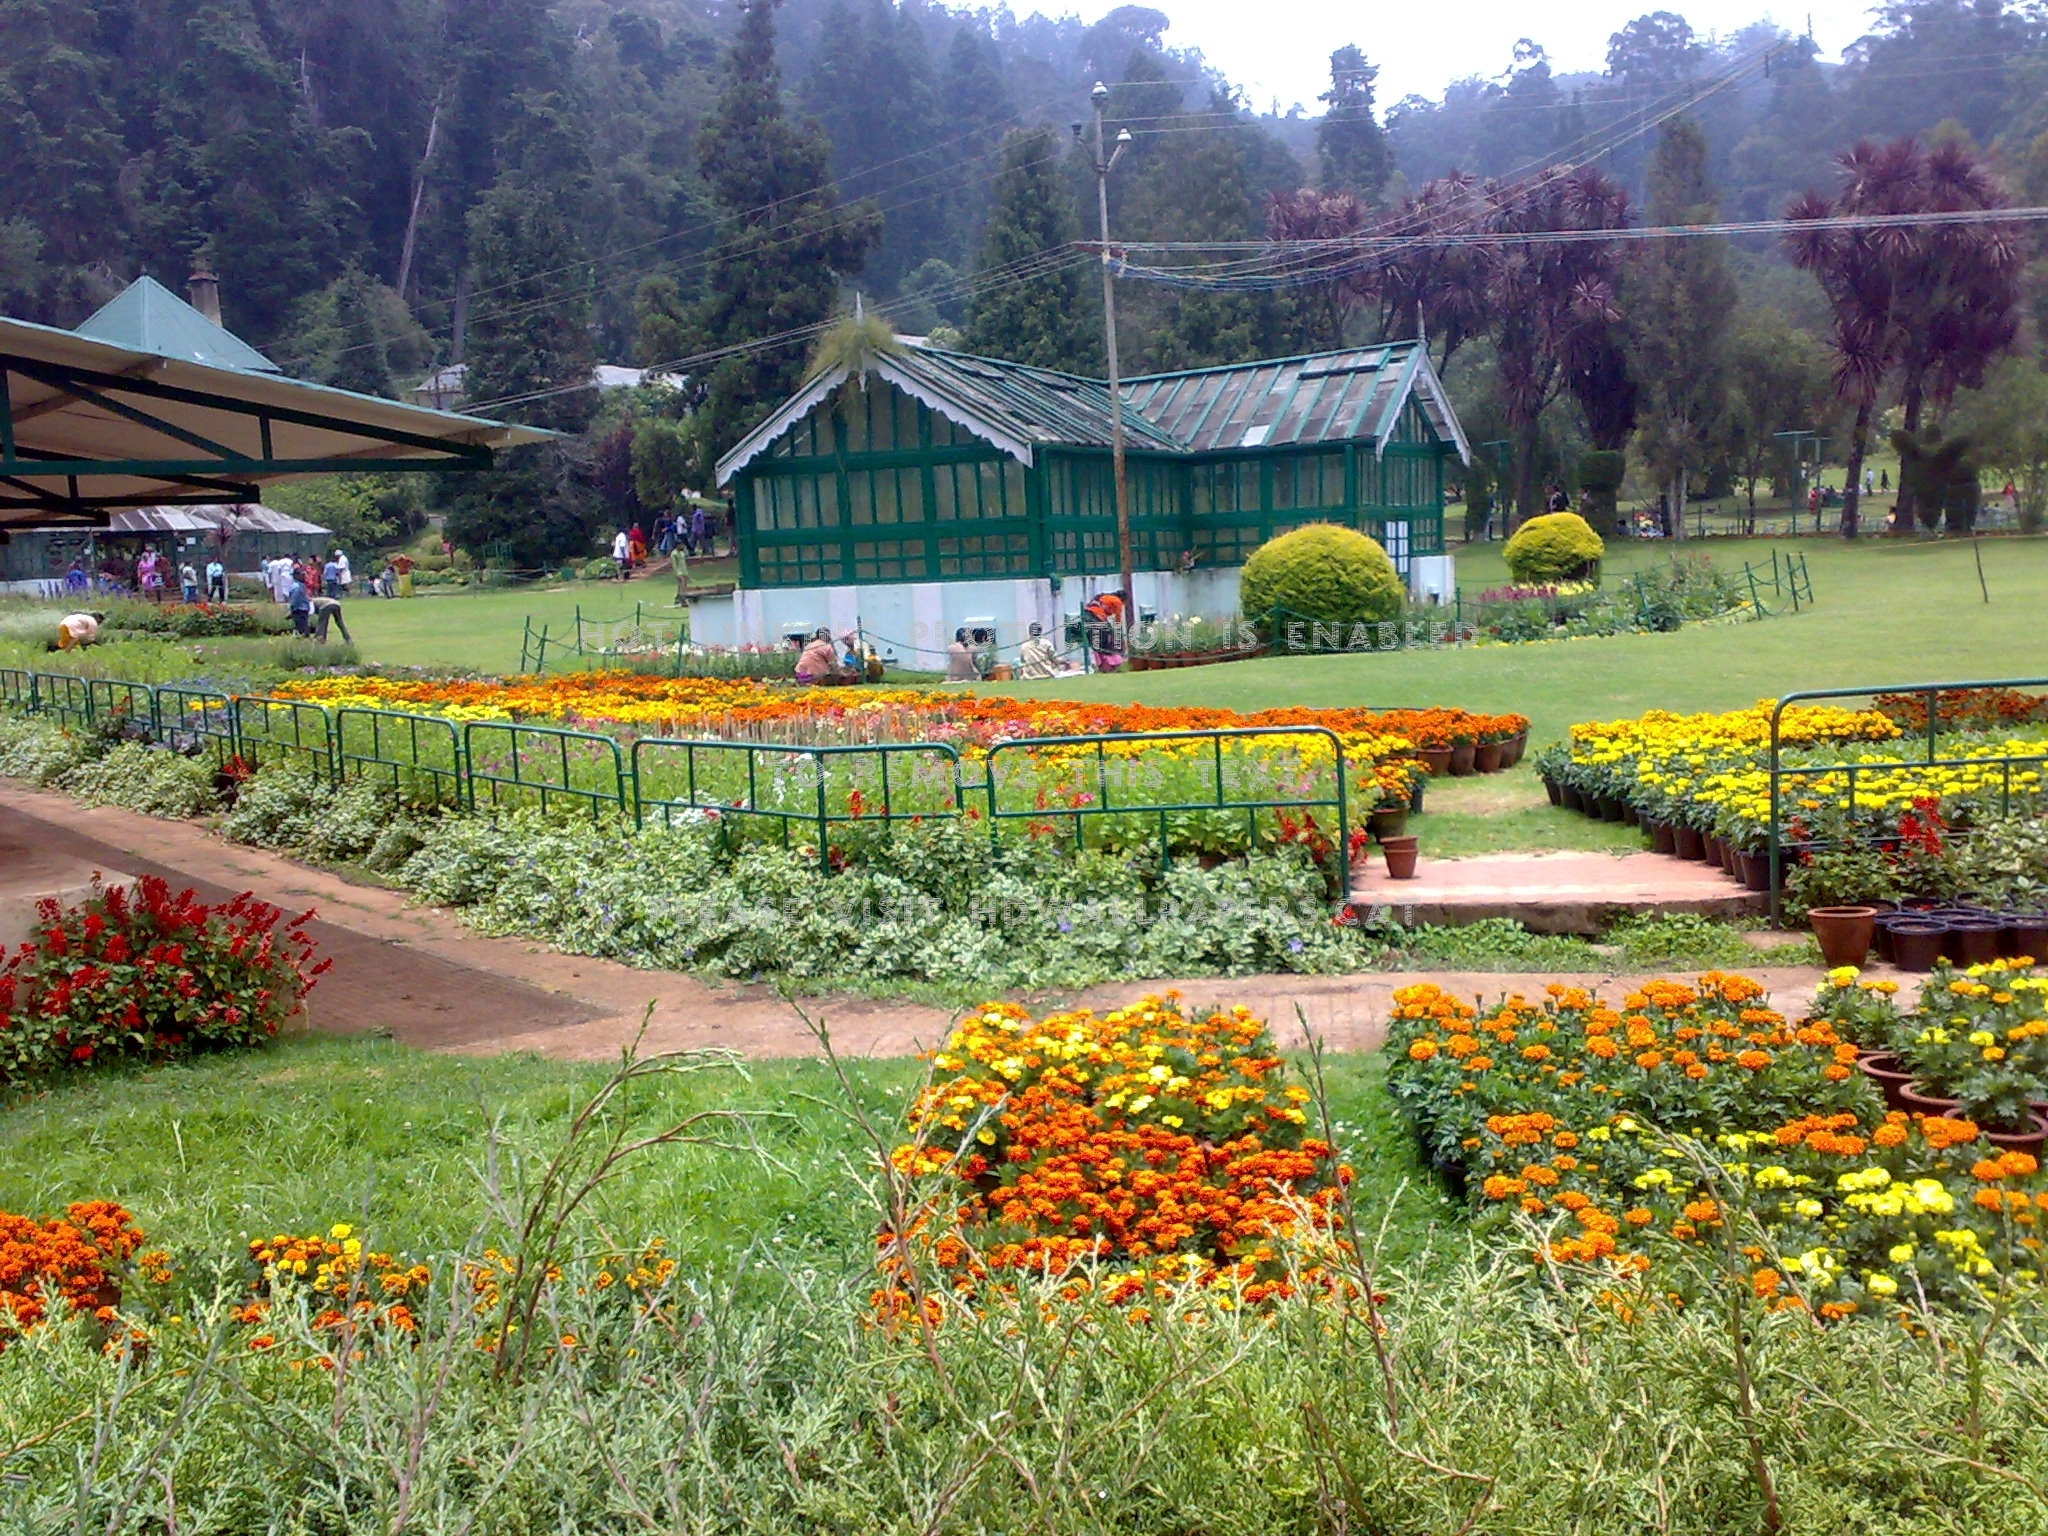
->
1;669;1375;877
157;685;237;767
232;697;337;777
462;720;629;820
632;737;963;868
1765;676;2048;921
335;707;467;807
982;726;1351;877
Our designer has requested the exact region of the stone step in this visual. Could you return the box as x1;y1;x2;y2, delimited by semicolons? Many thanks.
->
1349;850;1764;935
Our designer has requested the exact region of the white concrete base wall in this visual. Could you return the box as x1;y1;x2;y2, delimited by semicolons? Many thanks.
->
686;556;1455;669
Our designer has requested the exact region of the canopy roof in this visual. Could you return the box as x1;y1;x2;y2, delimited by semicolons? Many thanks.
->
1;279;552;530
717;338;1469;485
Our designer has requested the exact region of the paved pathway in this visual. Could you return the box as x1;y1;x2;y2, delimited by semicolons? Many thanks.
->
1353;848;1764;932
0;783;1864;1063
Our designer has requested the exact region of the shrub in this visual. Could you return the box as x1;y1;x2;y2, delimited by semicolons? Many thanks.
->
1238;523;1404;638
0;876;327;1084
55;742;220;818
0;715;94;785
221;765;412;863
1503;511;1604;585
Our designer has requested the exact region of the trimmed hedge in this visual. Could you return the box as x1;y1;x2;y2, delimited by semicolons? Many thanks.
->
1504;512;1604;586
1239;524;1405;636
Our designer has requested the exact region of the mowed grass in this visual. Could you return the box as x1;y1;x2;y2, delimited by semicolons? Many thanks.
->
990;534;2048;745
0;1034;1445;1263
339;565;715;674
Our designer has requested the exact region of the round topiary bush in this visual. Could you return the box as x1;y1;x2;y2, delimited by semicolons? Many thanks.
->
1504;512;1605;586
1239;523;1405;638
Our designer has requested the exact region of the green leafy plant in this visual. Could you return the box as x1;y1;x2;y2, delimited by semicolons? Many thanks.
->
1503;511;1604;585
1239;523;1405;639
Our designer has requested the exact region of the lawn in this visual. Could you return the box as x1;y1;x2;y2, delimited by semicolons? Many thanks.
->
991;533;2045;745
338;565;713;674
0;1033;1442;1264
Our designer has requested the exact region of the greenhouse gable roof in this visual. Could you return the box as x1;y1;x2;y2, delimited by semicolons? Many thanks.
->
717;339;1467;486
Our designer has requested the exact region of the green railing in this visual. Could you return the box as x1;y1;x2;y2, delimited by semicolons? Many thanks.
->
1766;676;2048;921
233;697;337;777
462;720;629;820
157;685;237;767
0;670;1375;878
982;726;1351;879
86;678;159;732
335;707;467;807
632;737;964;869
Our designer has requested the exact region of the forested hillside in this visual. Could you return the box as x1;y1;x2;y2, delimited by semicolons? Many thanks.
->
4;0;2042;561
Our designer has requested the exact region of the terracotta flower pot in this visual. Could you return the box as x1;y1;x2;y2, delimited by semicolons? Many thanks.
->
1737;850;1772;893
1369;807;1410;841
1380;834;1420;879
1419;746;1453;777
2005;913;2048;962
1649;821;1676;855
1448;742;1477;776
1505;731;1528;765
1900;1082;1964;1120
1944;919;2003;967
1984;1111;2048;1162
1856;1051;1916;1113
1808;905;1877;970
1474;740;1505;773
1673;825;1705;861
1888;919;1947;973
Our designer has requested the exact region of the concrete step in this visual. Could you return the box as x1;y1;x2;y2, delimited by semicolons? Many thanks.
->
1350;849;1764;935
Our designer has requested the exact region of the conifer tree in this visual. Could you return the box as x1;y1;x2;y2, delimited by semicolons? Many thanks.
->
1317;46;1391;204
963;126;1098;372
1625;118;1736;539
663;0;879;462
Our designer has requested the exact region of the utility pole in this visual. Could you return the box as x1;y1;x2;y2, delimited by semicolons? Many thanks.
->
1081;83;1134;622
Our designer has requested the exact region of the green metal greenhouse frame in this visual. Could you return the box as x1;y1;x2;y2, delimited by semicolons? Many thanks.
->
717;339;1469;589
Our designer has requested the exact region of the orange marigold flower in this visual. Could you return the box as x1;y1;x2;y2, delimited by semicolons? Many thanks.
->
1736;1050;1772;1071
1623;1208;1654;1227
1407;1039;1439;1061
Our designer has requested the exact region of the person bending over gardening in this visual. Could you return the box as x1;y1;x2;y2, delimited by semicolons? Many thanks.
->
310;594;352;644
51;611;106;651
795;628;839;684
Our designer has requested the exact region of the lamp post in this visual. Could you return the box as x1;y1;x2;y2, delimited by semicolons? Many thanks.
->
1079;83;1134;623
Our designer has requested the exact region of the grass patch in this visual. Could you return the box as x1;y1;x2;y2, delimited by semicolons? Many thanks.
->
1414;764;1647;857
0;1031;1447;1267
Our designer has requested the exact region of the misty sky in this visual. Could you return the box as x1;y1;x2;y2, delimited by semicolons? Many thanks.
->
1063;0;1884;112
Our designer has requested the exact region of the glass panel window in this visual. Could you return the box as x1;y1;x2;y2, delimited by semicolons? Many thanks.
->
1001;460;1025;520
848;470;872;526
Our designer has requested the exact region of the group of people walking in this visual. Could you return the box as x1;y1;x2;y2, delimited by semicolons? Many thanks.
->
612;506;714;581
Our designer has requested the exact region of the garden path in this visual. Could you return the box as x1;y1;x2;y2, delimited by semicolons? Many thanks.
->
1351;848;1764;933
0;783;1857;1063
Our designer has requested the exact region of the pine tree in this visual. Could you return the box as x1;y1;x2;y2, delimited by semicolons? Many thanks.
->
963;126;1098;372
669;0;880;463
1625;118;1736;539
939;23;1013;262
1317;45;1391;204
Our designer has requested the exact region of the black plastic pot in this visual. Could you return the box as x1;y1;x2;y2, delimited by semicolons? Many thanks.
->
1889;919;1948;973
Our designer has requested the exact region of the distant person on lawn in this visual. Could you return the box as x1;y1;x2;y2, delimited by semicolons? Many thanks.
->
796;628;839;684
52;611;105;651
286;573;312;635
311;594;352;644
946;627;977;681
1019;622;1059;679
205;557;226;602
612;528;631;580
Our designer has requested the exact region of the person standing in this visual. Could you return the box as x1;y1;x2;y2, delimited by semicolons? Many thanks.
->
205;556;226;602
654;512;675;559
322;551;344;599
1864;467;1876;497
689;505;708;558
611;528;631;580
286;570;313;635
336;550;353;595
179;559;200;602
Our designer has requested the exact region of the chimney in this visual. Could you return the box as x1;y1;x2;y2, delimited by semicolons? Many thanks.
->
187;265;222;325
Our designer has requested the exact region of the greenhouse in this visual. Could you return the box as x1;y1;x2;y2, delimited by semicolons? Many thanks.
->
699;339;1468;664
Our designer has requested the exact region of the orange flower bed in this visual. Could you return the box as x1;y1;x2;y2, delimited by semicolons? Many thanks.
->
884;997;1349;1312
0;1201;150;1343
273;671;1524;755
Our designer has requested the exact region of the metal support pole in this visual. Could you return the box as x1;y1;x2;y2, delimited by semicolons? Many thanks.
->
1089;84;1134;629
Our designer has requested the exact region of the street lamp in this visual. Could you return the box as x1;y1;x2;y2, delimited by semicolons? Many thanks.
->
1079;83;1135;622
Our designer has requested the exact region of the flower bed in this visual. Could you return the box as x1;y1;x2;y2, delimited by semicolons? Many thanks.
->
1384;968;2048;1313
0;876;328;1085
0;1200;151;1346
1536;696;2048;911
884;996;1346;1310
